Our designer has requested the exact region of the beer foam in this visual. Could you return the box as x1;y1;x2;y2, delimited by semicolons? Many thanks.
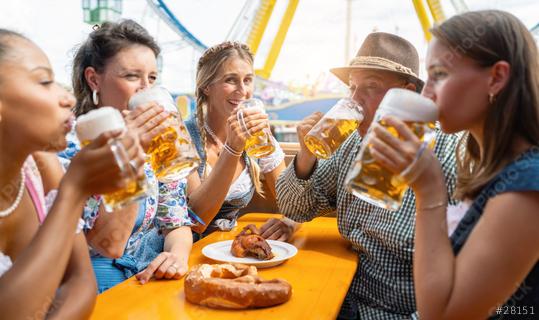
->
239;99;265;113
326;98;364;120
377;88;438;122
128;86;177;113
76;107;126;142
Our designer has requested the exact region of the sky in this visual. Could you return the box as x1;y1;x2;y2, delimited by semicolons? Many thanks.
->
0;0;537;94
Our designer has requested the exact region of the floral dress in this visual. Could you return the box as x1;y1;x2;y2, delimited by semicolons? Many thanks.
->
58;128;193;292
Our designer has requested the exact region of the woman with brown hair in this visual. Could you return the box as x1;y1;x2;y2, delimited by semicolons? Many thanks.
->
60;19;193;292
185;41;297;241
369;10;539;319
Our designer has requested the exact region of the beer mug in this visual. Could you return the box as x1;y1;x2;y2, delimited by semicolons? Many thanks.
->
76;107;149;212
237;98;276;158
304;98;364;159
345;88;438;211
128;86;200;183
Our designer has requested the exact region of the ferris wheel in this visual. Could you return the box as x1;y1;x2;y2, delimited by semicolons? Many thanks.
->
83;0;469;80
81;0;468;117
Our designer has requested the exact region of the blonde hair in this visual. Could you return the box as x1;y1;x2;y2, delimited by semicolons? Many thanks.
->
195;41;263;194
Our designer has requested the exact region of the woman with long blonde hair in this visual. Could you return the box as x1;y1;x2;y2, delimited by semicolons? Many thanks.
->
186;41;297;240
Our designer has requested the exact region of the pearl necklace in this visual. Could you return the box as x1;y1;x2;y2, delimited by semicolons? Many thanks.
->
0;169;25;218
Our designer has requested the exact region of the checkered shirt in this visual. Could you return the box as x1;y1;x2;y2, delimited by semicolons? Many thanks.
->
276;130;460;319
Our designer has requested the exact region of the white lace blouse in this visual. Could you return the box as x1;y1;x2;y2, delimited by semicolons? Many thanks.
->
206;165;254;201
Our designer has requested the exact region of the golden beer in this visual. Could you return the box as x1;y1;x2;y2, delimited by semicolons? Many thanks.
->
102;178;148;212
76;107;149;212
346;121;436;211
128;86;200;182
146;121;199;182
304;98;364;159
345;88;439;211
239;99;276;158
245;131;275;158
305;118;360;159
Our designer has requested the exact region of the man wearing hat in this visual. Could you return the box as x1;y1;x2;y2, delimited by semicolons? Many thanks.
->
276;32;459;319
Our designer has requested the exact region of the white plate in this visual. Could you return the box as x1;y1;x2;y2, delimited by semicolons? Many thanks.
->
201;240;298;268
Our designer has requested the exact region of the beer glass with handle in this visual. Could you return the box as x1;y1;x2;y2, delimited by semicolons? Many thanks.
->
128;86;200;183
76;107;149;212
237;98;276;158
304;98;364;159
345;88;438;211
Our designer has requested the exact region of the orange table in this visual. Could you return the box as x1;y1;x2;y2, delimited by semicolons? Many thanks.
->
90;214;358;320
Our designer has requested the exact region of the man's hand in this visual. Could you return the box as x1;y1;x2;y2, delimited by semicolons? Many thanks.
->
294;112;323;179
260;218;299;242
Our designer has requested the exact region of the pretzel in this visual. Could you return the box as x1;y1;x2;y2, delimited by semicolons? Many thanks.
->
185;263;292;309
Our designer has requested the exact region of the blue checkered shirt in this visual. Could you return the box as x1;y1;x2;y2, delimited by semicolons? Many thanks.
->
276;130;459;319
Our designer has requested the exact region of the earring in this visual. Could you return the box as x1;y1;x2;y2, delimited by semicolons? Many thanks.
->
92;90;99;106
488;93;496;104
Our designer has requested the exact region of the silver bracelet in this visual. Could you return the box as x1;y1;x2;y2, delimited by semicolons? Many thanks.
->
223;143;243;157
417;200;447;212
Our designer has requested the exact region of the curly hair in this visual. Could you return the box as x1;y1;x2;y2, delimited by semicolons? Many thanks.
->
71;19;160;116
